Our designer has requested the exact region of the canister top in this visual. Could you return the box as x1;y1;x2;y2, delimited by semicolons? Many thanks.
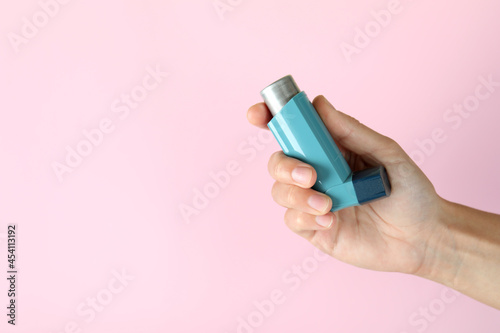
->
260;75;301;117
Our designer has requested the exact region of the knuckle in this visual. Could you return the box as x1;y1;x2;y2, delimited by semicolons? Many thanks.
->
268;151;284;179
294;211;307;228
384;138;405;160
386;138;401;151
284;209;302;232
267;153;276;176
286;185;298;206
349;115;361;126
283;209;294;226
274;160;284;181
270;181;280;201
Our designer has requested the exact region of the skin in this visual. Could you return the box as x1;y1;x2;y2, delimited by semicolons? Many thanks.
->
247;95;500;310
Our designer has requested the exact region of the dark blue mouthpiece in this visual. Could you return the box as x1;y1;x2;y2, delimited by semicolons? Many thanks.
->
352;166;391;204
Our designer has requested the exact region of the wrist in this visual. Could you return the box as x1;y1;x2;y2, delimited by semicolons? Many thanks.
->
414;198;465;289
415;197;500;309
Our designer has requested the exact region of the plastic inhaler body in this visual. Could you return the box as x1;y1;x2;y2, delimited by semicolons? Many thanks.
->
261;75;391;212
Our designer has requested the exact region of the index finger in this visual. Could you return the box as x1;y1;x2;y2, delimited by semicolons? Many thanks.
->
247;102;272;130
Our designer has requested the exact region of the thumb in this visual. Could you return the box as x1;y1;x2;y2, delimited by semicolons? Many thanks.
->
312;95;403;166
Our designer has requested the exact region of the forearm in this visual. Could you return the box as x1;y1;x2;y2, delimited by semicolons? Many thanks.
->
417;198;500;309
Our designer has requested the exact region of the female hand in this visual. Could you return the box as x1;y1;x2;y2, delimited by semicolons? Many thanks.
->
247;95;443;275
248;94;500;310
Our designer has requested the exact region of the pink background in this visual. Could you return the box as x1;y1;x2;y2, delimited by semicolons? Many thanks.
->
1;0;500;332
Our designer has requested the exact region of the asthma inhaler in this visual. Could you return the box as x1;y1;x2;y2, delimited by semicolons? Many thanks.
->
261;75;391;211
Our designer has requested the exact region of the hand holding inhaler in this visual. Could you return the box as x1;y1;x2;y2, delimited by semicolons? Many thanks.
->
261;75;391;211
247;75;500;310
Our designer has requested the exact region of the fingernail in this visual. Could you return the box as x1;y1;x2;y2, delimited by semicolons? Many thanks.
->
308;194;331;213
291;166;312;186
316;214;334;228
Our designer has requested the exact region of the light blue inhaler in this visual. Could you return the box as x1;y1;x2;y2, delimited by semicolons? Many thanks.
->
261;75;391;211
